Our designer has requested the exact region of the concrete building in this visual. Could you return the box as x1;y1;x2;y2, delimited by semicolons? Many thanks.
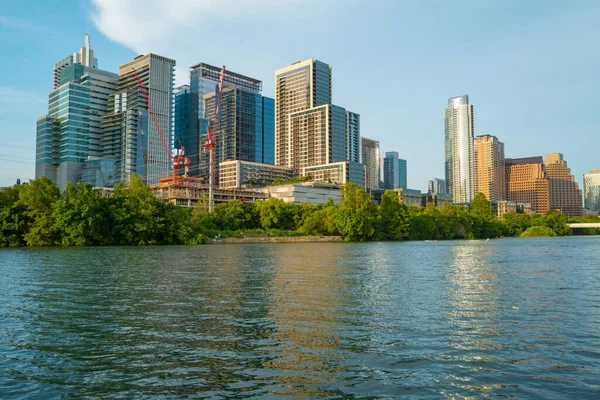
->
266;182;341;205
584;169;600;211
274;59;363;187
361;137;380;192
505;157;549;214
302;161;365;187
544;153;582;217
383;152;407;190
219;160;291;189
36;34;118;191
474;134;505;201
100;53;175;185
445;94;475;203
275;59;331;168
428;178;446;195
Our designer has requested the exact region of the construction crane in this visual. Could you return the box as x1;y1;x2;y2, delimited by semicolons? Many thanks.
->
204;66;226;213
131;67;191;177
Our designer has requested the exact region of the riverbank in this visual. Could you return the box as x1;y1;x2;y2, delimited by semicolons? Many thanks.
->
209;235;343;244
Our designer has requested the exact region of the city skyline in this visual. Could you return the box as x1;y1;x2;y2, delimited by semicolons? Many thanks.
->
1;0;600;191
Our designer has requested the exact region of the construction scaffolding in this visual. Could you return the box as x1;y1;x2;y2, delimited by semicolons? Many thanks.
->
150;176;269;208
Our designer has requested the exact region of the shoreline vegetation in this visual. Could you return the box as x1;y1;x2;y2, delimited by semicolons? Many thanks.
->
1;176;598;248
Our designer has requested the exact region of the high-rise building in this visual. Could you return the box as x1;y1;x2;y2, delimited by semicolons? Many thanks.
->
505;157;549;214
428;178;446;195
383;151;407;190
36;34;118;191
474;134;505;201
275;59;332;168
274;59;363;187
445;94;475;203
203;87;275;183
544;153;582;217
183;63;265;179
361;137;380;192
399;158;407;189
101;53;176;185
584;169;600;211
53;33;98;89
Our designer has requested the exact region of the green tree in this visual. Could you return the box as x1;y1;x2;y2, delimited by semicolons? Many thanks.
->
52;182;108;246
18;177;61;246
543;209;569;236
376;190;409;240
334;183;376;241
0;185;28;247
521;225;557;237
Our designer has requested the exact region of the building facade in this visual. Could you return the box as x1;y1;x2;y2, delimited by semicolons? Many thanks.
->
361;137;380;192
275;59;332;168
445;94;475;203
505;157;549;214
474;134;505;201
36;34;118;191
203;87;275;184
302;161;365;187
219;160;291;189
101;53;175;185
266;182;341;205
428;178;446;195
383;151;407;190
544;153;582;217
584;169;600;211
274;59;363;186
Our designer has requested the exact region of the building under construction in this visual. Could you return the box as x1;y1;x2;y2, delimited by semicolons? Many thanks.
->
150;176;268;208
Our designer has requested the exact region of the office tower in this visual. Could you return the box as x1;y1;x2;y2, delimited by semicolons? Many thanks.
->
383;151;407;190
53;33;98;89
474;134;506;201
36;34;118;191
361;137;380;191
183;63;265;178
544;153;583;217
399;158;407;189
505;157;549;214
274;59;363;186
584;170;600;211
203;87;275;183
346;111;360;163
428;178;447;195
445;94;475;203
101;53;175;185
275;59;332;168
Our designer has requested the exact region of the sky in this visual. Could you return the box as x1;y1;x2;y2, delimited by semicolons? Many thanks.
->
0;0;599;191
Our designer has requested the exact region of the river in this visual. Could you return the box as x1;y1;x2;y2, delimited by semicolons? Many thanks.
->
1;237;599;398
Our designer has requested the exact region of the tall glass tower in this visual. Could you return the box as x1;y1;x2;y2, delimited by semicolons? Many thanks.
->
445;94;475;203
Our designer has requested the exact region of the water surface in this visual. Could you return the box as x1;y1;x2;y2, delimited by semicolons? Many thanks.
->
1;237;599;398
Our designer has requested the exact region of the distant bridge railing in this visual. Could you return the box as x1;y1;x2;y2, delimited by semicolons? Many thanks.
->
568;223;600;229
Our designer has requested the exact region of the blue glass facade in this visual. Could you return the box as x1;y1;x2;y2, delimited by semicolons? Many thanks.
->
384;151;400;190
262;97;274;164
80;158;116;187
399;158;407;189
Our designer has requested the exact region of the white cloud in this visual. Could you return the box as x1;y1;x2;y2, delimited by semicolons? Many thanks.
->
90;0;312;85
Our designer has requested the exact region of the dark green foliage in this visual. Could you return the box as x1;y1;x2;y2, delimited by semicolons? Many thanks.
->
0;178;578;246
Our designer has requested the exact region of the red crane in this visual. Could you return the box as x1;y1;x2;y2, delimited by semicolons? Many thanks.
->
204;66;226;212
131;67;191;177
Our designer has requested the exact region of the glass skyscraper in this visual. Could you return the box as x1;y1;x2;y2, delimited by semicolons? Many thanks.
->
361;137;380;192
383;151;407;190
36;34;118;191
203;87;275;184
445;94;475;203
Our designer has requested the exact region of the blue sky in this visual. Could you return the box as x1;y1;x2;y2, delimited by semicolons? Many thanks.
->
1;0;598;190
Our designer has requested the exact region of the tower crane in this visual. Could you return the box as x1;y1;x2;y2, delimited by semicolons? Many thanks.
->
131;67;191;177
204;66;226;213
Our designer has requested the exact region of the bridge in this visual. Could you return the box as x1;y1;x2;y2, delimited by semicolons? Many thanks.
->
568;223;600;229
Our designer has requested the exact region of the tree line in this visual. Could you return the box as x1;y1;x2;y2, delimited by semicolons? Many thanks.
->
1;176;593;247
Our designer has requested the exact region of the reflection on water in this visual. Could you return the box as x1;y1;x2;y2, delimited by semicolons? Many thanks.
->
1;237;600;398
